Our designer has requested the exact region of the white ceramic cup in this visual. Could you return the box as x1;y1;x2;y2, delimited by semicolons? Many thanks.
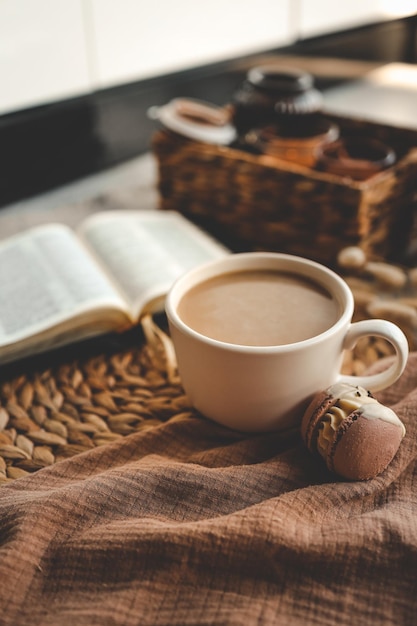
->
165;252;409;432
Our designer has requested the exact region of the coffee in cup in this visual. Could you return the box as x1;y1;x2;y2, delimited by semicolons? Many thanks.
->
177;269;341;346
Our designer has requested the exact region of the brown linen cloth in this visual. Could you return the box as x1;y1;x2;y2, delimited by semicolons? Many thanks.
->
0;356;416;626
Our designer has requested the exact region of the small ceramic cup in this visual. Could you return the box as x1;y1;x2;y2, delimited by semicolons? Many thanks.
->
165;253;408;432
317;137;396;180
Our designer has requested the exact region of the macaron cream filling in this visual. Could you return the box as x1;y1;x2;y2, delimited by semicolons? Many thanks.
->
316;383;406;459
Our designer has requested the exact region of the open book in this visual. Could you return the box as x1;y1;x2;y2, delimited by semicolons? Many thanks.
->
0;210;229;364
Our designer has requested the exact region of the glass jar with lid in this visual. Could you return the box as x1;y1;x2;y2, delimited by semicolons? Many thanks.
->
232;64;324;134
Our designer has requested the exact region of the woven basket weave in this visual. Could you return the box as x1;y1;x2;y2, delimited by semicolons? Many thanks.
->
0;317;188;483
153;114;417;266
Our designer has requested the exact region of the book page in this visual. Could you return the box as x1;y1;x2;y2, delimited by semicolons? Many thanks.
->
0;224;130;348
78;210;229;318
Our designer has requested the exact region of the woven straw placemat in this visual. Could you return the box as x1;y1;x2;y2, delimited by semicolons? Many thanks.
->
0;316;192;484
0;316;392;484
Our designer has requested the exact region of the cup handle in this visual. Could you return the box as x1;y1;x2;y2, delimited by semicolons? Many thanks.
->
338;319;409;392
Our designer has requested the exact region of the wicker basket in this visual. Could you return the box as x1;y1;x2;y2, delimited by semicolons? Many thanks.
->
152;114;417;267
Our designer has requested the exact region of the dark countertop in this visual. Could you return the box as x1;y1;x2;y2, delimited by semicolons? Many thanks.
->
0;153;158;240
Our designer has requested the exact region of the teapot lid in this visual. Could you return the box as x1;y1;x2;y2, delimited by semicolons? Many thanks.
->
247;65;314;94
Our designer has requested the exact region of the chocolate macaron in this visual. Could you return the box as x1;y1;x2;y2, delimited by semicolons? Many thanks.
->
301;382;406;480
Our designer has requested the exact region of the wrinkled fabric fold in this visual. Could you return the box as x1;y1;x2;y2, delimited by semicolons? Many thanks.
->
0;355;416;626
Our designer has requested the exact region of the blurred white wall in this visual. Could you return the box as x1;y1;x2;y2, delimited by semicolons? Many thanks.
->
299;0;417;37
87;0;295;87
0;0;414;116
